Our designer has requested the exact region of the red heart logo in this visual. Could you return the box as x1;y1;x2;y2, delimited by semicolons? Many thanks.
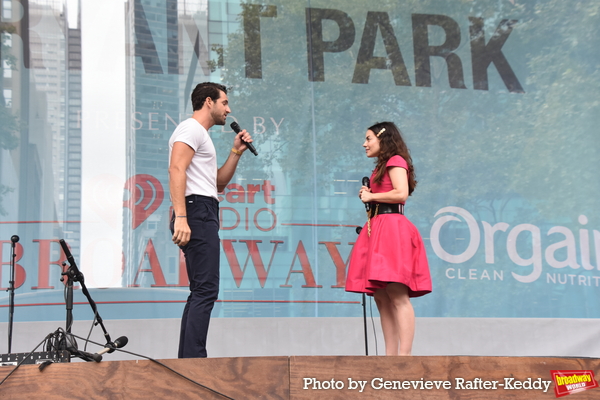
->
124;174;164;229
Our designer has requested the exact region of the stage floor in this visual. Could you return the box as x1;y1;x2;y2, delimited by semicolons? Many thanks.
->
1;355;599;399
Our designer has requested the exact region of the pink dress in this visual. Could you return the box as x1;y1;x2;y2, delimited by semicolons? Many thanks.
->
345;155;432;297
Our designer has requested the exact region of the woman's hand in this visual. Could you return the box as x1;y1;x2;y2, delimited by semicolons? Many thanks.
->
359;186;373;203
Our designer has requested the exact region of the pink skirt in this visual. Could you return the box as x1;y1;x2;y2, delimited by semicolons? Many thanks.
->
346;213;432;297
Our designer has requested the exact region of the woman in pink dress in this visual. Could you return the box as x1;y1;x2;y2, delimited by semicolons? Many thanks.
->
346;121;432;356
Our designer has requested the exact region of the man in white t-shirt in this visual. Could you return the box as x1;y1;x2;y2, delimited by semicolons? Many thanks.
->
168;82;252;358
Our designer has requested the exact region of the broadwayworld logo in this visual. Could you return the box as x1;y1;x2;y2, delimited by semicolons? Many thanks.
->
551;370;598;397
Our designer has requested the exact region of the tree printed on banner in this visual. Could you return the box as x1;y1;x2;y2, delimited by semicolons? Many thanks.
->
0;22;19;216
212;0;600;317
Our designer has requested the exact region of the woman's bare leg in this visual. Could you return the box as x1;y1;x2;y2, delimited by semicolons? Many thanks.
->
386;283;414;355
374;289;399;355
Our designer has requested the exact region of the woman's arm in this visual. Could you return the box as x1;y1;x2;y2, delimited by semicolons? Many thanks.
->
359;167;409;204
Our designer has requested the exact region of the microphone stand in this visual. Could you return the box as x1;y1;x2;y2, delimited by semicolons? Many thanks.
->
7;237;18;353
354;227;369;356
58;239;113;361
359;177;372;356
362;293;368;356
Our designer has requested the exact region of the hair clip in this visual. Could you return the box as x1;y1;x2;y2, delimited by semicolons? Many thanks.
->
376;128;386;137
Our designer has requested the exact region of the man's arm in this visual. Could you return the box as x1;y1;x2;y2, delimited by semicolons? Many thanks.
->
216;129;253;191
169;141;195;246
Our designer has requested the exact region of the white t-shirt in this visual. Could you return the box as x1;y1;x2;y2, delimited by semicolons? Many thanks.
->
168;118;218;200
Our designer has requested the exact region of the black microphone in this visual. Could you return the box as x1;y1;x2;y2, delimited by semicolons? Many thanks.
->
11;235;19;243
230;122;258;156
59;239;76;269
59;239;84;280
96;336;129;357
362;177;371;212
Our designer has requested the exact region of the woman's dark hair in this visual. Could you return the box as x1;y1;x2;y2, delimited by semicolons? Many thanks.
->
368;121;417;195
191;82;228;111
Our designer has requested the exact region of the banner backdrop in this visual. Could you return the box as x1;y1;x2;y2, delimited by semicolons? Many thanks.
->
0;0;599;322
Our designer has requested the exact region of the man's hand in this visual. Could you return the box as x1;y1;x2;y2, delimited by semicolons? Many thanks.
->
233;129;252;153
172;217;191;247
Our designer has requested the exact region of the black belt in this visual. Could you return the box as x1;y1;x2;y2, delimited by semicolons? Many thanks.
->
185;194;219;206
368;203;404;218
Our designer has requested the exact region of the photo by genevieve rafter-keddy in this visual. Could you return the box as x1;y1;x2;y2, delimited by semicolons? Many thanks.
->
301;376;553;394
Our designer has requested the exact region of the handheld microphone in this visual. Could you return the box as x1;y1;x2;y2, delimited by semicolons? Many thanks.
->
11;235;19;243
362;177;371;212
230;122;258;156
95;336;129;357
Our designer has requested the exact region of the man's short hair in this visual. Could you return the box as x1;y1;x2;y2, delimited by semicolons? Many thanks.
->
191;82;228;111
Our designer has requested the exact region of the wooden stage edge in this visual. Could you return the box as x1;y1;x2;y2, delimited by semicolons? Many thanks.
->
1;355;599;399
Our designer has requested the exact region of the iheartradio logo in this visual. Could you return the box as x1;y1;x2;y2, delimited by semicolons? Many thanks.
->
124;174;164;229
